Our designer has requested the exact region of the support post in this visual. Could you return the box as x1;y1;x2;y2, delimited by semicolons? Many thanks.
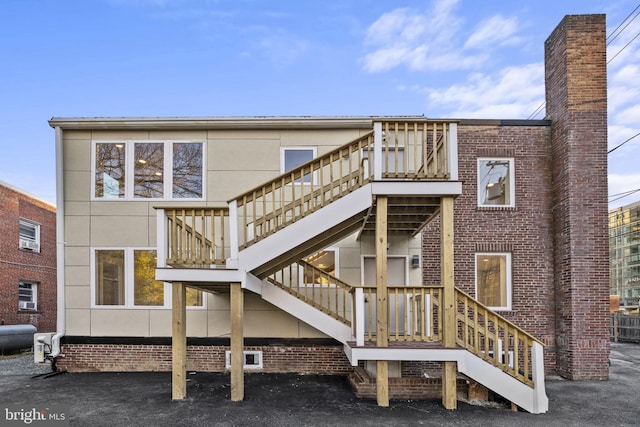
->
375;196;389;407
440;196;457;409
172;282;187;400
230;282;244;401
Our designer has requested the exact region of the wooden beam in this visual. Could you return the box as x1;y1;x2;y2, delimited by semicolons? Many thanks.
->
172;282;187;400
230;282;244;401
376;196;389;407
440;196;457;409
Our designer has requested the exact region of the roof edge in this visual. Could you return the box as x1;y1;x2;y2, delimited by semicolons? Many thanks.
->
49;116;428;130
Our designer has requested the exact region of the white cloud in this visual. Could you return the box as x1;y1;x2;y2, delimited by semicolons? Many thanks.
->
464;15;520;49
425;63;544;118
360;0;524;73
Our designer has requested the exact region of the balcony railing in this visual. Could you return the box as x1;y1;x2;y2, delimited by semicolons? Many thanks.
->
158;207;230;267
378;120;451;179
352;286;443;345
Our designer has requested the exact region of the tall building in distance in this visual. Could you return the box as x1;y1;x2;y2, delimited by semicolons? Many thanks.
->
610;200;640;308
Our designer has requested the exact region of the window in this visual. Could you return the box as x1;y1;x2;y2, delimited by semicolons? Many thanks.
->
96;250;125;305
95;143;126;198
478;158;514;207
18;281;37;310
93;248;204;308
93;141;204;200
133;250;164;306
304;249;337;284
475;253;512;310
134;143;164;198
19;219;40;252
281;147;316;183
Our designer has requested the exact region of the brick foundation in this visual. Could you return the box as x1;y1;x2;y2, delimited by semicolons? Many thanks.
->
56;341;353;374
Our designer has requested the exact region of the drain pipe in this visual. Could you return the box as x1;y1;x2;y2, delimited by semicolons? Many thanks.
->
51;125;66;360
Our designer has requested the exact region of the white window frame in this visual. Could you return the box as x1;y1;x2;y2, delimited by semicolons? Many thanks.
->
18;281;38;310
91;140;206;201
19;218;41;252
301;247;339;286
477;158;515;207
91;247;206;309
474;252;512;311
280;147;317;185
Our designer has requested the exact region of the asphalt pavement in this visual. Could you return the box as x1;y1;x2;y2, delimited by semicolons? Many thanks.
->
0;342;638;426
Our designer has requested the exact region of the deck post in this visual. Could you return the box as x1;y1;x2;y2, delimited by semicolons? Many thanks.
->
440;196;457;409
375;195;389;407
172;282;187;400
230;282;244;401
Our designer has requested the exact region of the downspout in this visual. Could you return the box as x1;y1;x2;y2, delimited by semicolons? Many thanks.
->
51;125;65;359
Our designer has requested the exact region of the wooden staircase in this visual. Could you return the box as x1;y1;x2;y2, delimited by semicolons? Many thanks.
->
155;119;548;413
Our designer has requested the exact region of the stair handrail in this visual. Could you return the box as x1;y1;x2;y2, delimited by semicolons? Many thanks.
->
230;131;375;249
454;288;544;387
266;259;353;326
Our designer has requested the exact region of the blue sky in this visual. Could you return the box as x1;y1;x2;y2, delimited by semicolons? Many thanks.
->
1;0;638;208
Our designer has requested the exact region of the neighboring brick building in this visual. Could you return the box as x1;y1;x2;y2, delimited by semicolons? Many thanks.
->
46;14;608;412
0;181;57;332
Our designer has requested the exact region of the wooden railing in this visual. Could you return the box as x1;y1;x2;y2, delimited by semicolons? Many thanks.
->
353;286;443;343
232;132;375;249
161;207;230;267
455;288;543;387
267;260;352;325
379;120;451;179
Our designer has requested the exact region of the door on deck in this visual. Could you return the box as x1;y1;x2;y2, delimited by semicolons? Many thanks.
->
362;256;408;335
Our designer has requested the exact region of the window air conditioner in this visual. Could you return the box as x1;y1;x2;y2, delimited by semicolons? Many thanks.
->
19;239;40;251
19;301;36;310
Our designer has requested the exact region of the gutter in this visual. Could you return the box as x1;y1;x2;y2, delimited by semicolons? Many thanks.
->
52;125;65;358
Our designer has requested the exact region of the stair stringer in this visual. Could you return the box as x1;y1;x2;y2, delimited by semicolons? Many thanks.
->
236;184;373;275
344;345;548;414
246;272;353;344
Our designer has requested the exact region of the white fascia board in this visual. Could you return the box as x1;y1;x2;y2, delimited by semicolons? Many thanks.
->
237;184;373;273
155;267;245;284
371;181;462;197
347;346;466;365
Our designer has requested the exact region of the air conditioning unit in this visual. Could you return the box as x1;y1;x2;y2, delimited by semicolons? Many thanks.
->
19;301;36;310
19;239;40;252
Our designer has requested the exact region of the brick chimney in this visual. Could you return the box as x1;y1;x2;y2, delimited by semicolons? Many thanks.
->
545;14;609;380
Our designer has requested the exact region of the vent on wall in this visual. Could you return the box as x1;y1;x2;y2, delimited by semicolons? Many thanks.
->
225;350;263;370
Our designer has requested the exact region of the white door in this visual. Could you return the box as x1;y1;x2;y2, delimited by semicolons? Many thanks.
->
363;256;407;334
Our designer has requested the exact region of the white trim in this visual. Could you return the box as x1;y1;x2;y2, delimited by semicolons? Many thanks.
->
91;139;206;201
18;281;38;310
474;252;512;311
373;122;383;180
92;247;208;309
280;146;318;185
55;126;66;339
448;123;459;180
477;157;515;208
225;350;263;370
19;218;41;252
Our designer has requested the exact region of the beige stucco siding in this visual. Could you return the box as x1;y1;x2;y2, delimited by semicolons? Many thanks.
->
61;123;418;338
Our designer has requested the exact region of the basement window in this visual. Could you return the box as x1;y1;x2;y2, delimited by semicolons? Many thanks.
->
225;350;263;370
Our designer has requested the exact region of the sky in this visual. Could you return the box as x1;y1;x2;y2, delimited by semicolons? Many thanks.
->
1;0;638;209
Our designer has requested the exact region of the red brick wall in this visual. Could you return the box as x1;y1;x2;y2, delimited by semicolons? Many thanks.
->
422;124;558;373
56;343;353;374
545;15;609;380
421;15;610;380
0;184;57;332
